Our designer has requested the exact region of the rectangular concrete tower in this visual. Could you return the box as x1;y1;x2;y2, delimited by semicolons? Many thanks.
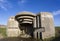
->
40;12;55;39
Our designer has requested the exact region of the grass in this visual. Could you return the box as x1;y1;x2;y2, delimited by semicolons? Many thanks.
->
55;27;60;37
0;28;6;37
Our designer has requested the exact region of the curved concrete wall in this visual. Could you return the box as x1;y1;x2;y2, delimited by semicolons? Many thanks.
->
15;11;36;24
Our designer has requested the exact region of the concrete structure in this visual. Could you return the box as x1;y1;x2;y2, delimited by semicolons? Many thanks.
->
7;16;21;37
7;11;55;39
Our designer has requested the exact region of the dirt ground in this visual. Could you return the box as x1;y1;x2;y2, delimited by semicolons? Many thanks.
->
0;37;41;41
0;34;4;39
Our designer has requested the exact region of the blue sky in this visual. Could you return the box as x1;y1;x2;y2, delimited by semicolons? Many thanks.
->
0;0;60;26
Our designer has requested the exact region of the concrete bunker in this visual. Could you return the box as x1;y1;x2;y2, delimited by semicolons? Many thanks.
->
7;11;55;39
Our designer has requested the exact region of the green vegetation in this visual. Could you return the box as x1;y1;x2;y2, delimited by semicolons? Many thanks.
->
0;28;6;37
55;26;60;37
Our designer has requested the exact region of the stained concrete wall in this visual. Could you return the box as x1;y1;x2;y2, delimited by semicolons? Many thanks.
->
7;16;21;37
40;12;55;39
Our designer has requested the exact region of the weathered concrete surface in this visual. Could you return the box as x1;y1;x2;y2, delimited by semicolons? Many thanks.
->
40;12;55;39
7;16;21;37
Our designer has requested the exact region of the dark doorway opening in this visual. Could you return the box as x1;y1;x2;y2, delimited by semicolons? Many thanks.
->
19;23;34;38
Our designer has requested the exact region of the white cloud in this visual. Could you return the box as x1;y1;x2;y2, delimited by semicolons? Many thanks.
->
52;10;60;16
18;0;27;5
0;5;7;10
0;0;4;2
0;0;12;10
20;0;26;3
